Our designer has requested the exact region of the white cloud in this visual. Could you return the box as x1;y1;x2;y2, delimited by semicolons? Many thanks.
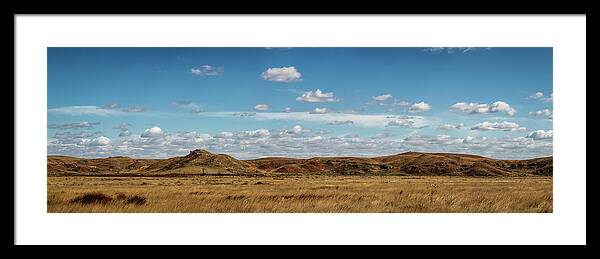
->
200;111;428;128
80;136;111;146
309;107;329;114
370;133;396;139
450;101;516;116
261;66;302;82
528;92;544;99
386;116;427;128
372;94;392;102
450;102;489;114
437;123;464;130
48;106;120;116
122;106;146;113
48;128;552;160
291;125;303;134
48;121;100;130
105;102;120;109
284;107;293;113
254;104;271;111
528;91;553;103
215;131;234;138
191;65;223;76
387;119;416;128
296;89;339;103
392;101;411;107
489;101;516;116
94;136;111;146
232;112;256;117
277;125;307;136
408;102;432;113
141;126;164;138
471;121;526;131
237;129;270;138
526;130;553;140
403;135;465;146
529;109;553;119
328;120;354;125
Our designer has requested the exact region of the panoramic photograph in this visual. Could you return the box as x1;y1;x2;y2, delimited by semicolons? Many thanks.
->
47;47;553;213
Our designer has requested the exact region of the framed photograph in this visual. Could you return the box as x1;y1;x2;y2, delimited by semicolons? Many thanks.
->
15;14;586;244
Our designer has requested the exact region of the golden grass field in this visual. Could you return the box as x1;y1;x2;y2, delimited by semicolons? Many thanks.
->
47;175;552;213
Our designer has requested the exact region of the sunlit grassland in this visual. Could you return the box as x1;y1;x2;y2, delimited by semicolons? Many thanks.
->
47;175;552;213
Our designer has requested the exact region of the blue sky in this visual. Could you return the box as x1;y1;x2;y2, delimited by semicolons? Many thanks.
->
48;47;553;159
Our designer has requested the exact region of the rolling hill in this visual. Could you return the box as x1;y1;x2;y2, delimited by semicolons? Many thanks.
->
48;149;552;176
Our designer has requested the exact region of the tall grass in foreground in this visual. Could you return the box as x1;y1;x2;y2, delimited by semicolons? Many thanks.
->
48;176;552;213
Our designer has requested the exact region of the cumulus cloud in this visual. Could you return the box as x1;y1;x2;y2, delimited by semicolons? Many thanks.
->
328;120;354;125
48;128;552;160
471;121;526;131
80;136;111;146
309;107;329;114
237;129;270;138
528;92;544;100
261;66;302;82
122;106;146;113
386;118;426;128
173;101;204;113
526;130;553;140
291;125;303;134
277;125;308;137
296;89;339;103
93;136;111;146
450;101;516;116
450;102;489;114
372;94;392;102
529;109;553;119
488;101;516;115
528;91;553;103
408;102;432;113
387;119;414;128
283;107;293;113
254;104;271;111
48;121;100;130
191;65;223;76
437;123;464;130
141;126;164;138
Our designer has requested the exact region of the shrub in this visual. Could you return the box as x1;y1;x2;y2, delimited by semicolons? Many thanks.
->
70;192;113;204
125;195;147;205
115;193;128;200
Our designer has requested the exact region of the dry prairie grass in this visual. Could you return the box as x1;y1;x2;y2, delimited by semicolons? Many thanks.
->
47;175;552;213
